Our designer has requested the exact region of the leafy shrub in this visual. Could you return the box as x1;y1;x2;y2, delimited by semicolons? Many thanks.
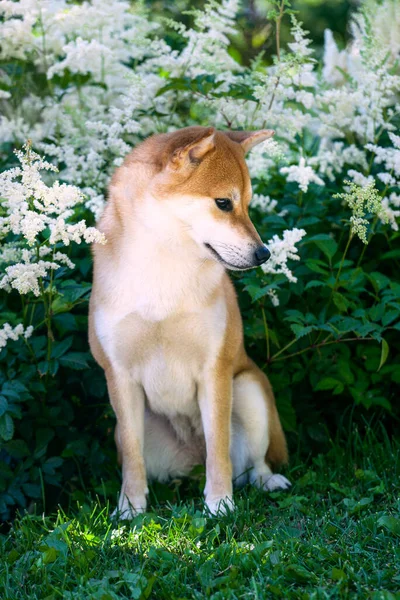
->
0;0;399;519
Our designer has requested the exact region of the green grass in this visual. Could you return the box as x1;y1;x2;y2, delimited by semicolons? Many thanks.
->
1;427;400;599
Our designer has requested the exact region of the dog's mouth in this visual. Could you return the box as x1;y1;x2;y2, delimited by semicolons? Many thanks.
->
204;243;253;271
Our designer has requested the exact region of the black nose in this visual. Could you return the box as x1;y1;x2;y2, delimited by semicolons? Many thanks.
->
254;245;271;265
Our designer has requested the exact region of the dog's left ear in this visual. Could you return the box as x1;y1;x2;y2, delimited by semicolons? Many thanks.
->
168;128;216;171
225;129;275;154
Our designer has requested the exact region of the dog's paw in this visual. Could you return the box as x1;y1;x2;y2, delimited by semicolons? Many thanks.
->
204;495;235;516
111;495;147;520
262;474;291;491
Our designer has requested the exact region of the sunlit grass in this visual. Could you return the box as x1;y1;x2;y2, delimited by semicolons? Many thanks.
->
1;427;399;599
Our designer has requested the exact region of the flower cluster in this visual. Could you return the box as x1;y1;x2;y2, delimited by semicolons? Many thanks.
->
0;0;398;310
0;323;33;352
0;143;105;297
280;158;325;194
334;181;385;243
263;229;307;283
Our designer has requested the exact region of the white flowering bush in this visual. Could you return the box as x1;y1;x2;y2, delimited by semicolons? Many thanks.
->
0;0;399;519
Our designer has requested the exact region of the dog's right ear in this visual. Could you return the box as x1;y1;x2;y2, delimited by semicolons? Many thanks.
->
167;128;215;171
225;129;275;154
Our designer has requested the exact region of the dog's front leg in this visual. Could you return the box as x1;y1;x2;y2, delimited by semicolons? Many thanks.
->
199;364;234;515
106;367;148;518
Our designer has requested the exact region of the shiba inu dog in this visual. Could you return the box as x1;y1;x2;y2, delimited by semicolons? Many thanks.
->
89;126;290;517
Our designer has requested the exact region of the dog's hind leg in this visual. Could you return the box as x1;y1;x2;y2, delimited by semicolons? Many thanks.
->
232;361;291;491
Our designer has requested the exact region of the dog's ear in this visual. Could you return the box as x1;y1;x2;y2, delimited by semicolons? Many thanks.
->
225;129;275;154
168;128;215;171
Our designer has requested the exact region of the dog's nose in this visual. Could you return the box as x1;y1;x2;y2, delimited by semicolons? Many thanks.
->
254;245;271;265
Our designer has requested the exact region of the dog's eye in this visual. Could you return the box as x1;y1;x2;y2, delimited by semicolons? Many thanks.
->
215;198;233;212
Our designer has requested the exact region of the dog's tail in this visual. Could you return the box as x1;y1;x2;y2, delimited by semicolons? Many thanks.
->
246;359;289;469
266;400;289;468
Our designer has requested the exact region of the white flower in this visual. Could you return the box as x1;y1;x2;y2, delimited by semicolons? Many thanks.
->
365;142;400;178
310;142;368;182
49;218;106;246
389;192;400;208
0;322;34;351
377;172;396;187
251;194;277;213
347;170;374;188
288;17;314;58
280;157;325;193
380;198;400;231
0;260;59;296
262;228;306;283
0;144;106;297
267;289;280;307
246;139;285;180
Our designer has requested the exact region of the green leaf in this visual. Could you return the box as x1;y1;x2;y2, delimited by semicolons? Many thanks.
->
285;564;317;583
315;378;344;394
305;259;329;275
0;395;8;418
22;483;42;498
51;336;73;359
331;567;347;581
369;303;385;322
0;414;14;441
290;324;314;339
378;339;389;372
59;352;90;370
305;280;327;290
1;380;28;399
377;516;400;536
5;439;29;458
382;310;399;326
368;272;390;292
276;391;297;433
332;292;348;312
35;428;55;451
307;234;338;260
53;313;78;333
244;282;279;302
343;496;374;515
42;547;58;564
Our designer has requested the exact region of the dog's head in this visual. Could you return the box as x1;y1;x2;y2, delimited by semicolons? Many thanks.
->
145;126;274;270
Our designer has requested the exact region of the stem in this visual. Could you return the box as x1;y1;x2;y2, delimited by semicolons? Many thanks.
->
261;307;270;361
38;6;54;97
356;216;377;267
270;335;374;363
334;231;353;291
23;337;38;366
356;176;392;268
269;336;297;360
45;259;55;382
275;0;284;62
267;0;285;113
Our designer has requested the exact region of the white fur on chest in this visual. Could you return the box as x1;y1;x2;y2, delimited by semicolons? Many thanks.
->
137;344;197;415
94;249;227;431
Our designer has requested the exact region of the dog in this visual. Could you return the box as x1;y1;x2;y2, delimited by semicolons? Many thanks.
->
89;126;290;517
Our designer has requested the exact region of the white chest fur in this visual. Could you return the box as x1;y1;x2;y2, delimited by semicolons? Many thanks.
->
94;228;227;428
